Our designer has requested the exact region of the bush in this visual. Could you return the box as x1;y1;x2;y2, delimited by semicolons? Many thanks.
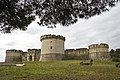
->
112;58;120;62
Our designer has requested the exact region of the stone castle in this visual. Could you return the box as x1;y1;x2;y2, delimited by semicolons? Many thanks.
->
5;34;110;62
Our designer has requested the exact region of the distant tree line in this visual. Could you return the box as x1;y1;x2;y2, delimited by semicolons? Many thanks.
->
110;49;120;62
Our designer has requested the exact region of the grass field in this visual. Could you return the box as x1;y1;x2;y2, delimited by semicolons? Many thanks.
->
0;60;120;80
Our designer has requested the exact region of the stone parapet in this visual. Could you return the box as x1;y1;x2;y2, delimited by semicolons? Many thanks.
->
28;49;41;53
88;44;99;49
6;49;23;53
40;34;65;41
88;43;109;49
99;43;109;48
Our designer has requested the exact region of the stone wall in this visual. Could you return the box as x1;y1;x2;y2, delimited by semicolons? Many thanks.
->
5;49;41;62
21;52;27;61
64;48;89;60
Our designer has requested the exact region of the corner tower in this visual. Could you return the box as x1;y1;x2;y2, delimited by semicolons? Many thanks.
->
88;43;110;60
5;49;23;62
40;34;65;61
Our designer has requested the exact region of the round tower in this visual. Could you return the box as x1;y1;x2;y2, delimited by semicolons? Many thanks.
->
88;44;99;54
40;34;65;61
99;43;109;52
88;43;110;60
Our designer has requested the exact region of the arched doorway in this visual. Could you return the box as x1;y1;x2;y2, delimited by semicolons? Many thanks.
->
29;55;32;61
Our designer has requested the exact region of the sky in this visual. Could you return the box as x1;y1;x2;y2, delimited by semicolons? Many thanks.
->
0;3;120;62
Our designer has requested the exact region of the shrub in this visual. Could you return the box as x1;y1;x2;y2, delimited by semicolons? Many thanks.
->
112;58;120;62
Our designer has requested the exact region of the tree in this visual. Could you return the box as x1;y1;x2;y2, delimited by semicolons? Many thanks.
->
110;49;115;54
116;49;120;54
110;49;120;62
110;49;120;58
0;0;120;33
110;49;115;58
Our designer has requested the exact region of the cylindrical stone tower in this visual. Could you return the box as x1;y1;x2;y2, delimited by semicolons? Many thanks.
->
88;43;110;60
40;34;65;61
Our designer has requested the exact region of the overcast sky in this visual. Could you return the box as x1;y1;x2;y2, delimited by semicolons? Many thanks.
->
0;3;120;62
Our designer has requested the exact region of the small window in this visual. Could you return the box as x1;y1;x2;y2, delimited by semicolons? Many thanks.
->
50;46;52;49
51;41;52;43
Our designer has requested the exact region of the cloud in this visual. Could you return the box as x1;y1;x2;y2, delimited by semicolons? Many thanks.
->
6;42;16;46
0;48;6;62
25;22;43;35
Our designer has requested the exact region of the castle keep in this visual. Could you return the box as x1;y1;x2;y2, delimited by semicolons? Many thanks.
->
40;34;65;61
5;34;110;62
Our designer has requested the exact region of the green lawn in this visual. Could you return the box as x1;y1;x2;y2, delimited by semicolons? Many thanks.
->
0;60;120;80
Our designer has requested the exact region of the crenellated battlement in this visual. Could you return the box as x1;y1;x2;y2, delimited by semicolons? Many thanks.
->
88;43;109;49
76;48;88;50
28;49;41;52
66;48;88;51
6;49;23;53
40;34;65;41
99;43;109;48
65;48;88;54
88;44;99;48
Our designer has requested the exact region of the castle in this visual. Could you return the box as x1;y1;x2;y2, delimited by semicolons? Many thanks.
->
5;34;110;62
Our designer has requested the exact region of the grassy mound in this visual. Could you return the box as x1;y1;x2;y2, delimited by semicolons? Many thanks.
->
0;60;120;80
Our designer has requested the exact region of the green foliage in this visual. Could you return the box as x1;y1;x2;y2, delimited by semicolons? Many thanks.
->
110;49;120;62
0;0;35;33
112;58;120;62
0;0;120;33
0;60;120;80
